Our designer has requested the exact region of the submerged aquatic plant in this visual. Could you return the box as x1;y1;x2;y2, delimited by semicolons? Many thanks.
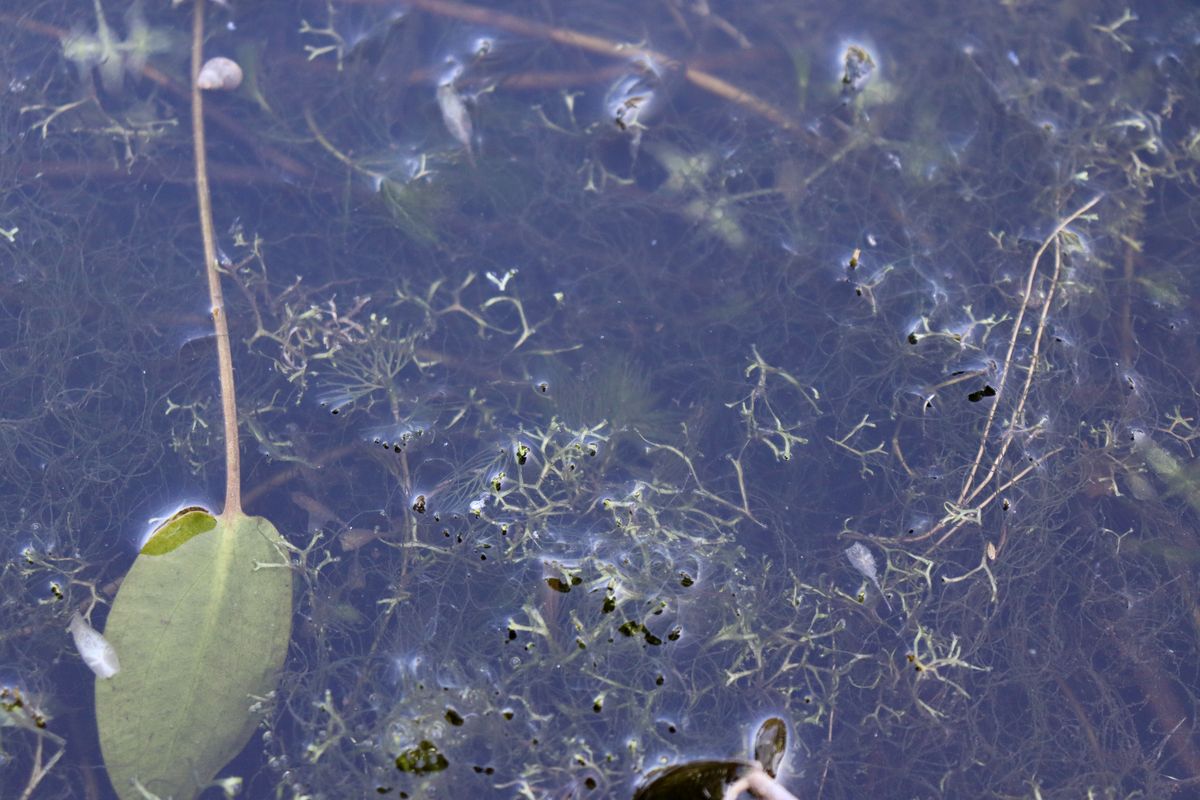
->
62;0;177;93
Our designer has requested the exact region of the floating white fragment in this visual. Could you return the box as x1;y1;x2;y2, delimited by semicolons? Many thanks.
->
69;611;121;679
486;268;518;291
436;79;474;163
844;543;891;611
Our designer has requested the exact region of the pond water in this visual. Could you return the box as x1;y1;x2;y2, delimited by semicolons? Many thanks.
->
2;1;1200;798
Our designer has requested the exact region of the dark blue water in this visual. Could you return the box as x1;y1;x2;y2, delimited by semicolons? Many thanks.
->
2;1;1199;797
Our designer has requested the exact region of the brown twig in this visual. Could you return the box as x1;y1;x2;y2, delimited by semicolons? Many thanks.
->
399;0;808;135
241;443;360;510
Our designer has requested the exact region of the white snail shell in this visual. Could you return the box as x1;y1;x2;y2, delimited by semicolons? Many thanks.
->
196;56;243;91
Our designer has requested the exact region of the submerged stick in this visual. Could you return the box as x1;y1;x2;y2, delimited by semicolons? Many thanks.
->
191;0;242;517
905;198;1099;547
401;0;808;136
957;195;1101;507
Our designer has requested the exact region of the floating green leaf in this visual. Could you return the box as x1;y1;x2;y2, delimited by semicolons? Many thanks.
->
95;510;292;800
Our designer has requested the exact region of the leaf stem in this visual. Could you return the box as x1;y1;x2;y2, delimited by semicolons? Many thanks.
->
191;0;241;517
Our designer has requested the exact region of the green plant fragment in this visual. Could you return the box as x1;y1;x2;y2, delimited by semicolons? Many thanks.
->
395;740;449;774
139;508;217;556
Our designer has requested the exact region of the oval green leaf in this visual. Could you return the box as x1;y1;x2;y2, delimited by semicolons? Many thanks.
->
95;513;293;800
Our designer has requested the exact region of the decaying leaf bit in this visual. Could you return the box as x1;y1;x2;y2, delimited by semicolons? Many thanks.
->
70;612;121;679
845;543;891;610
437;80;474;164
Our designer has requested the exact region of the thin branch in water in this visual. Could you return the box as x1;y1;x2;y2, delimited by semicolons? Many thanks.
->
957;196;1102;506
401;0;812;137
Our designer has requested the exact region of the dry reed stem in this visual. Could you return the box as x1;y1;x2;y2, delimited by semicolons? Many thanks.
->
903;197;1099;547
957;196;1102;507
